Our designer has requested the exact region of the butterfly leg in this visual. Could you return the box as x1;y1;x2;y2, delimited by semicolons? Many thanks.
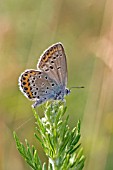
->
32;98;47;108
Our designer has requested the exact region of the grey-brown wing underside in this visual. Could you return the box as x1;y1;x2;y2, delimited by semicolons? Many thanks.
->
37;42;67;86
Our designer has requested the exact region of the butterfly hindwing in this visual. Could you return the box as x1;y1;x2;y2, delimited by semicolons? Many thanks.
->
19;69;58;101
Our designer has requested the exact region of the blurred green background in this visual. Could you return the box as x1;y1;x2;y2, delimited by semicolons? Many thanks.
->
0;0;113;169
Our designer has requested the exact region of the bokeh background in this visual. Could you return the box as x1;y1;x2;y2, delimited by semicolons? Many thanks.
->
0;0;113;169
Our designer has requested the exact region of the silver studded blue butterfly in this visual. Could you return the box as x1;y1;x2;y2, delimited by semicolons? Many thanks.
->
18;42;70;108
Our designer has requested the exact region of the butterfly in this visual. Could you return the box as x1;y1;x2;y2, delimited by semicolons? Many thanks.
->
18;42;70;108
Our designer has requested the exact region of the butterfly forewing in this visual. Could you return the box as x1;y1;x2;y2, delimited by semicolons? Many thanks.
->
37;43;67;86
19;70;58;101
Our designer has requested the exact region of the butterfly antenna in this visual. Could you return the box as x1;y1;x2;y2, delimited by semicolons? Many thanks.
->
69;86;84;90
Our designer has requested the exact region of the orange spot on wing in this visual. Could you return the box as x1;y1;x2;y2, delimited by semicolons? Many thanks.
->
21;72;36;98
43;55;49;62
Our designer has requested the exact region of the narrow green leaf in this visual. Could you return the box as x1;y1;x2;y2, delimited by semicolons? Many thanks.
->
47;134;55;154
59;131;70;154
69;144;81;155
60;115;69;141
71;134;81;146
61;105;67;117
34;133;43;144
33;150;42;170
34;111;46;134
25;140;33;160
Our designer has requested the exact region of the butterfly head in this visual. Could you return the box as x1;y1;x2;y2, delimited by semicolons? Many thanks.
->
65;86;84;96
65;88;71;96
